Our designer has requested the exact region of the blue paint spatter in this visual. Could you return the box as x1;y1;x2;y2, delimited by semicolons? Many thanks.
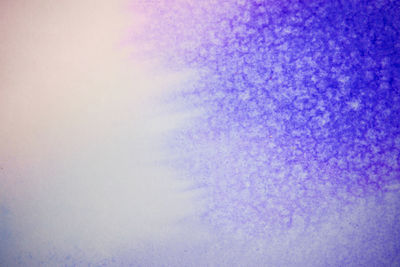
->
137;0;400;248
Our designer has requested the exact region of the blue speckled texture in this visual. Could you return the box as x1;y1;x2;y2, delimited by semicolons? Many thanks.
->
138;0;400;264
6;0;397;265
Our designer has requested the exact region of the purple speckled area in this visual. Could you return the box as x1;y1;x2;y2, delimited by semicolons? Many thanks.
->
1;0;399;265
135;0;400;265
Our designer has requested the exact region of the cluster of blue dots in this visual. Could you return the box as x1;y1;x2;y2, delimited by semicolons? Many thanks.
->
138;0;400;235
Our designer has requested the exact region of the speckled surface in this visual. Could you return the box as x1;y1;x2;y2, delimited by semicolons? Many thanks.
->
1;0;400;266
136;0;400;264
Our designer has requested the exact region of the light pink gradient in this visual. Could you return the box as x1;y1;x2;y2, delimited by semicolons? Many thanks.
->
0;0;202;263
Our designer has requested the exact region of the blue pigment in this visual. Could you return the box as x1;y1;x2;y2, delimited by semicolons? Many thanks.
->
139;0;400;245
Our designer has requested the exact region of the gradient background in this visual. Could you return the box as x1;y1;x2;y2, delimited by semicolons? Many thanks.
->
1;0;400;266
0;0;202;265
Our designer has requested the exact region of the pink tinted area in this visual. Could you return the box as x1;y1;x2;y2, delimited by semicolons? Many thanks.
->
0;0;199;265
